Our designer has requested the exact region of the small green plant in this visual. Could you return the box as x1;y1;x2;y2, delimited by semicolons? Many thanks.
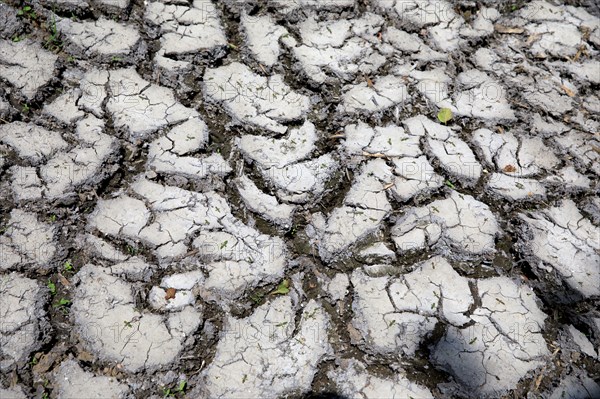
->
45;14;63;52
12;35;23;42
437;107;453;124
48;214;57;222
249;292;264;304
271;279;290;295
163;380;187;397
17;5;37;20
444;180;456;189
111;56;122;63
30;354;39;366
52;298;71;315
47;279;56;295
63;259;74;272
126;245;137;255
21;103;30;113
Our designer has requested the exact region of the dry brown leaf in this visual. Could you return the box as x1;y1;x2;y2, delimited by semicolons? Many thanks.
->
365;76;374;87
591;145;600;154
58;273;71;288
494;24;525;34
561;85;575;97
534;373;544;390
383;182;395;190
362;151;386;158
503;164;517;173
165;287;177;300
526;33;542;45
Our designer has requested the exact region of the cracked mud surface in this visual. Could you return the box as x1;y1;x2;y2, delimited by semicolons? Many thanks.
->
0;0;599;398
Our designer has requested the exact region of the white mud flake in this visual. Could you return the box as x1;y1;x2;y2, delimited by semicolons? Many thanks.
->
238;120;318;168
566;60;600;85
0;273;47;370
390;156;444;202
203;62;310;133
290;13;385;84
0;210;56;271
145;0;227;57
106;68;199;141
53;358;130;398
309;159;392;261
404;115;482;184
471;128;559;177
351;257;471;356
130;179;226;260
357;242;396;264
238;123;336;204
36;116;117;199
386;27;447;62
343;122;421;159
234;175;296;227
450;70;516;121
554;130;600;176
548;372;600;399
322;273;349;303
89;195;151;238
90;178;288;298
340;75;409;113
241;12;288;67
72;265;201;372
375;0;455;27
147;118;232;180
106;257;154;282
263;153;338;203
0;386;27;399
57;17;142;60
567;325;598;359
0;40;58;100
391;191;498;256
543;166;592;191
521;6;587;58
328;359;433;399
149;271;204;311
78;69;109;117
192;220;287;299
196;297;330;398
0;122;68;165
520;200;600;298
433;277;549;397
487;173;547;200
43;89;85;124
268;0;354;14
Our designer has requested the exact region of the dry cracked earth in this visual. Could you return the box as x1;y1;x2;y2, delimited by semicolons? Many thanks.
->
0;0;599;398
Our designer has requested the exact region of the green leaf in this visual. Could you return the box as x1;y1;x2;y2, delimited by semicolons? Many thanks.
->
445;180;455;189
272;279;290;295
53;298;70;308
23;6;32;11
437;108;453;124
64;259;73;271
175;380;186;392
47;280;56;295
